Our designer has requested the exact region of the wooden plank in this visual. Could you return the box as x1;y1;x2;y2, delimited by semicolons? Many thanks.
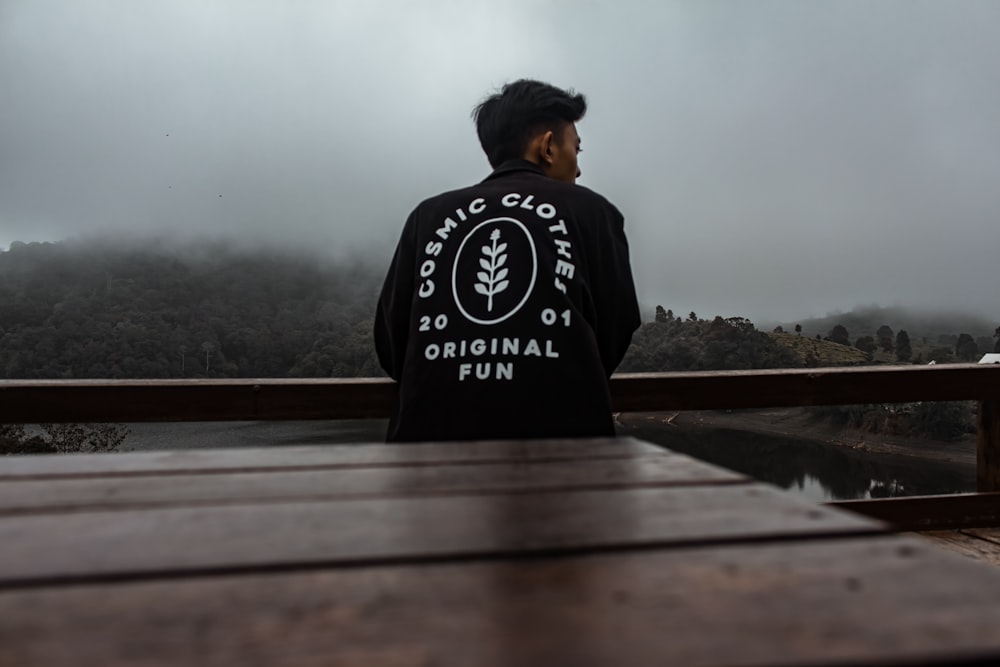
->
0;484;882;587
0;453;747;515
963;528;1000;547
4;365;1000;423
0;437;662;479
830;492;1000;531
0;377;397;422
3;536;1000;666
917;531;1000;568
613;364;1000;411
978;399;1000;492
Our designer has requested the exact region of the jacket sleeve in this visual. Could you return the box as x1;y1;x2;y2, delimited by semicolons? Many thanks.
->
591;203;641;376
374;210;419;381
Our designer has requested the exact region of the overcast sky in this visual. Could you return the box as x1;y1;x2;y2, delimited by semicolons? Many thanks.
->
2;0;999;322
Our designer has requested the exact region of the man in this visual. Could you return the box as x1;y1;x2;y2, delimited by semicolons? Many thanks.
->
374;79;640;442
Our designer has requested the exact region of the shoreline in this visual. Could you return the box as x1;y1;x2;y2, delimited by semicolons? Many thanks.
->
617;408;976;469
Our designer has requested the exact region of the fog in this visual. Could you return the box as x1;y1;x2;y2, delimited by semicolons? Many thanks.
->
2;1;999;322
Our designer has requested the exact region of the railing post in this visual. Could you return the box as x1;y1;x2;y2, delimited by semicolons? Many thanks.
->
978;400;1000;492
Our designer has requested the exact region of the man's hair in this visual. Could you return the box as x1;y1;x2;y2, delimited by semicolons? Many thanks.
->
472;79;587;168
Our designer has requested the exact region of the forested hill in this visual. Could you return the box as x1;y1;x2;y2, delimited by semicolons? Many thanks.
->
3;239;996;380
0;239;384;379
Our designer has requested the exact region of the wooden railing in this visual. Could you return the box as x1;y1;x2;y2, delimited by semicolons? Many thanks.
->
2;364;999;490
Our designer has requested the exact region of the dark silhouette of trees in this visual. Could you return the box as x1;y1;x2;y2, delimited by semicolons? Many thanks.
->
895;330;912;363
827;324;850;346
955;333;979;362
854;336;875;361
619;311;799;372
876;324;894;353
0;239;383;379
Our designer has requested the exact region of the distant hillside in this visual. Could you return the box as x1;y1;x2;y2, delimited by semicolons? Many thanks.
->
767;332;870;366
0;238;384;379
764;305;998;342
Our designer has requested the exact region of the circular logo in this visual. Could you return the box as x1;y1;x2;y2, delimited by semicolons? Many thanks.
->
451;217;537;325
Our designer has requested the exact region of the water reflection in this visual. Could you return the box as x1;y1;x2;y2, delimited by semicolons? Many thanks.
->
621;416;975;501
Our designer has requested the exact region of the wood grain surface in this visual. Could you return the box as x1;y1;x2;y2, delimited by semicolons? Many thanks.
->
0;437;661;479
0;453;746;515
0;483;879;587
3;536;1000;667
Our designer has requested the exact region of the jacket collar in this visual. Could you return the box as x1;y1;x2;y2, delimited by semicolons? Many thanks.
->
482;159;547;182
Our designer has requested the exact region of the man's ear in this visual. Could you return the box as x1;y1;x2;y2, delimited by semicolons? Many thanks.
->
539;130;555;165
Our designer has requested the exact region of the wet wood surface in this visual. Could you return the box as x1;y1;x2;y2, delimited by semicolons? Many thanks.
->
3;436;1000;666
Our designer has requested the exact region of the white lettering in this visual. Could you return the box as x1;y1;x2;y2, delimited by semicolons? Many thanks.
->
471;339;486;355
545;340;559;358
456;208;467;222
443;342;457;358
537;203;556;219
554;277;567;294
425;240;443;257
425;344;440;360
549;219;568;235
419;280;435;298
475;363;491;380
519;194;535;210
555;259;575;280
459;363;472;381
502;338;519;355
497;362;514;380
554;239;572;259
419;260;435;278
436;217;458;240
524;339;542;357
469;197;486;214
501;193;521;207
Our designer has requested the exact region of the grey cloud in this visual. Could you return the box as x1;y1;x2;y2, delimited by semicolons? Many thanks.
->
2;0;999;323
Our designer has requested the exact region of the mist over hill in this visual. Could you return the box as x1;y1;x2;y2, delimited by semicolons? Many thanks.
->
762;306;998;345
2;237;997;380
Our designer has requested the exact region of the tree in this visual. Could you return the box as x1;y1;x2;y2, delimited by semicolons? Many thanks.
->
876;324;894;353
655;305;670;323
828;324;850;346
688;311;697;322
794;324;802;336
995;325;1000;353
855;336;876;359
773;325;784;333
895;330;912;363
955;333;979;362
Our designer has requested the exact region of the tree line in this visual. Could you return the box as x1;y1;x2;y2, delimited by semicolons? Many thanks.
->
3;240;997;381
0;239;383;379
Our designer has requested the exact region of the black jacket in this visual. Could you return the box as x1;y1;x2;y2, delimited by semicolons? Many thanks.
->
374;160;640;442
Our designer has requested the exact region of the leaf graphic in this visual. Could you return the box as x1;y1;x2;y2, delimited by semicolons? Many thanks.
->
473;228;512;313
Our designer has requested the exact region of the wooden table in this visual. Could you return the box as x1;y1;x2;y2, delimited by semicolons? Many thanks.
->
3;437;1000;666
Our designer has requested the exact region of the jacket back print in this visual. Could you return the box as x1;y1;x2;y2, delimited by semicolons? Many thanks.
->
375;160;640;442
